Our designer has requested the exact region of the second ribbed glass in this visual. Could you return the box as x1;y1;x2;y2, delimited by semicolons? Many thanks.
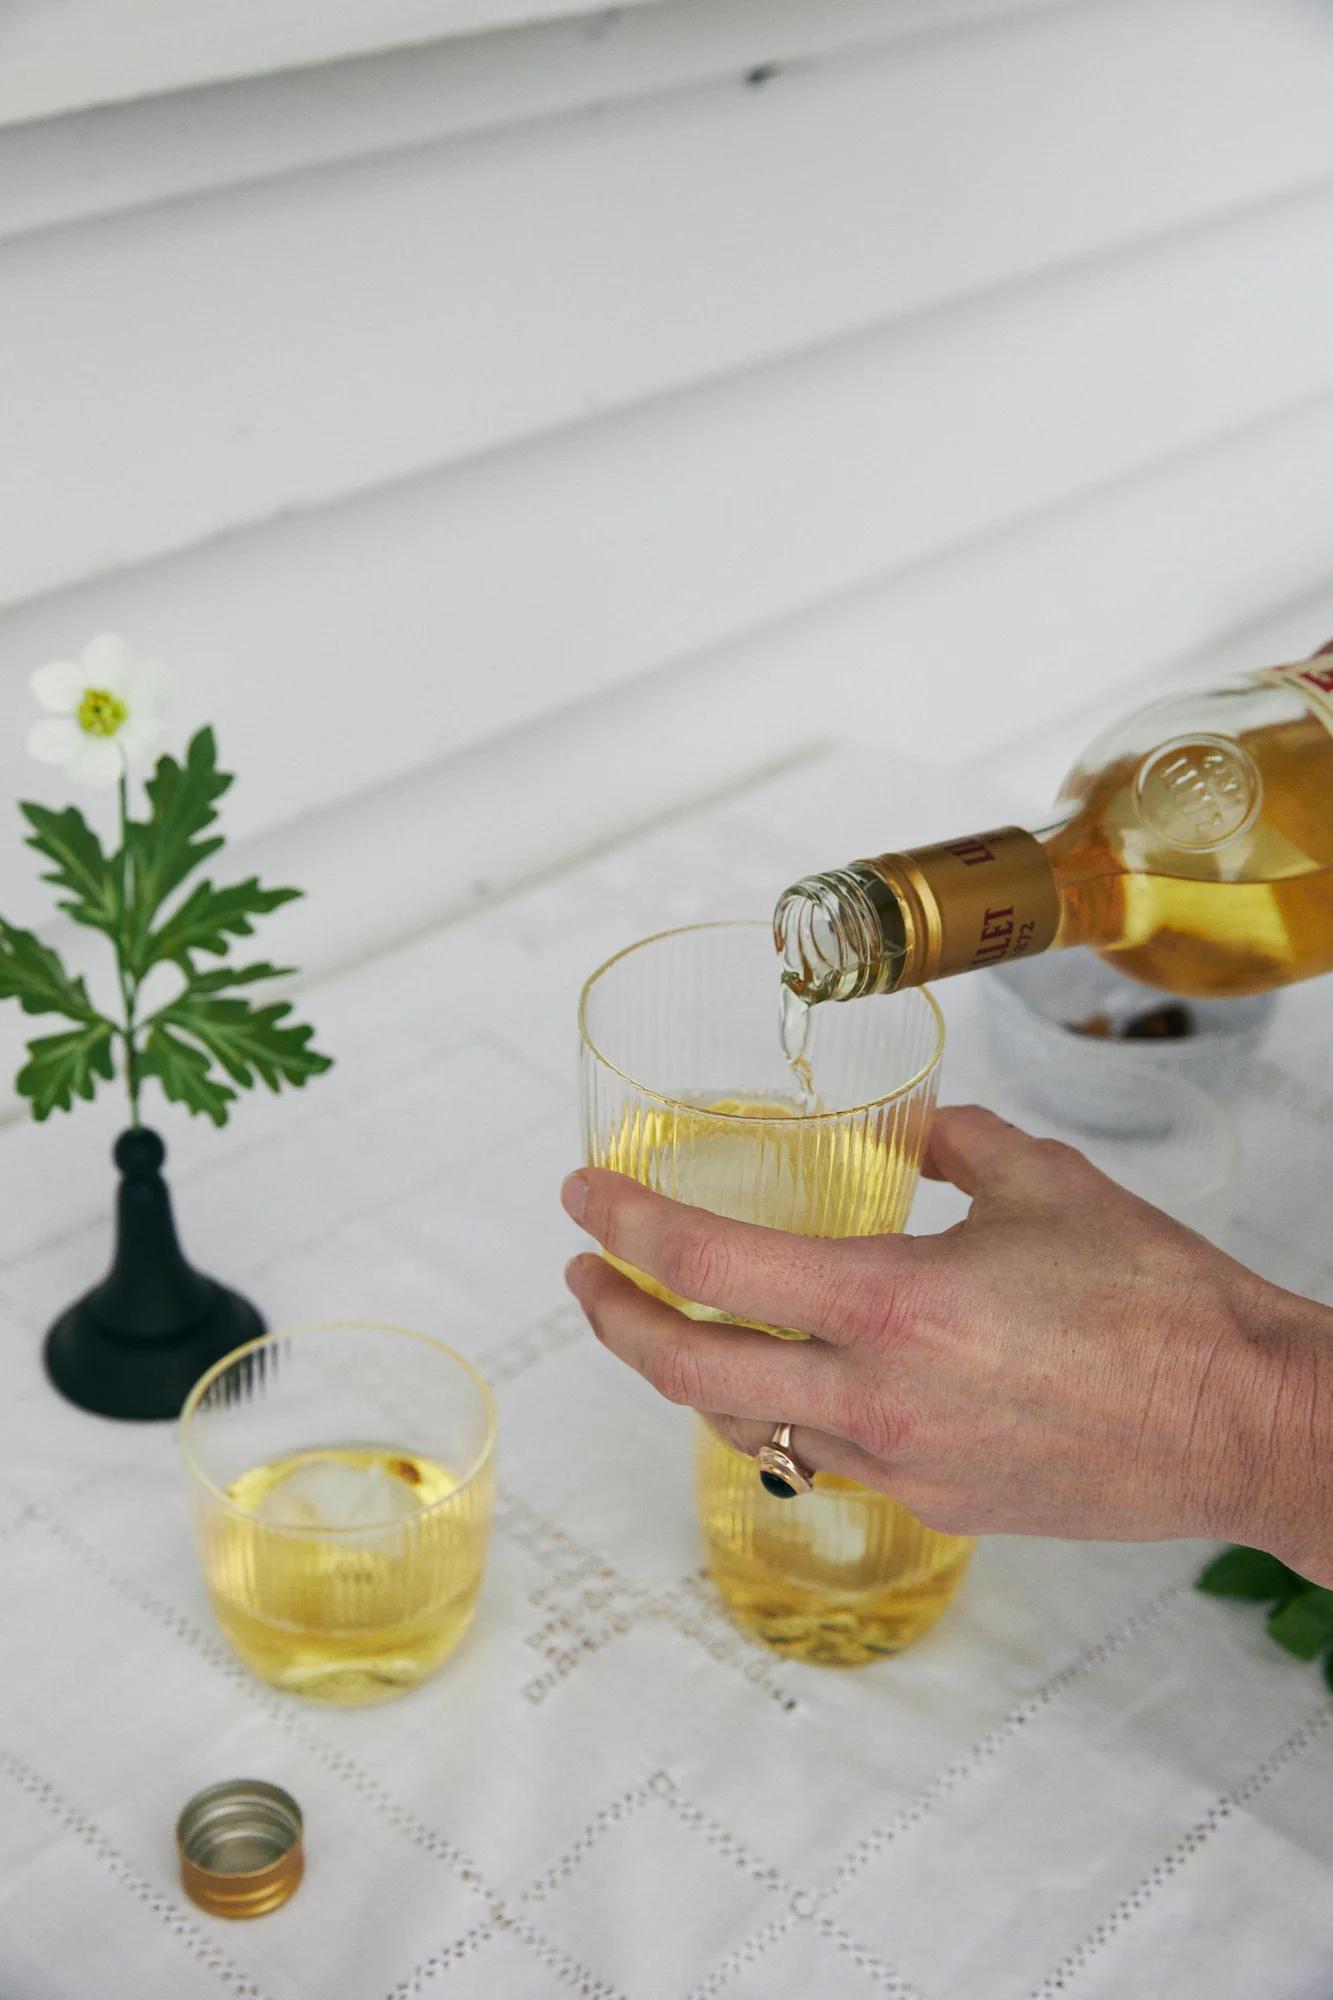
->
580;922;971;1665
181;1323;495;1704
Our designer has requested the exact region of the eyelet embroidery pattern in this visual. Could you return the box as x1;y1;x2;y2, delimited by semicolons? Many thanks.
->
1030;1700;1333;1998
0;1749;269;2000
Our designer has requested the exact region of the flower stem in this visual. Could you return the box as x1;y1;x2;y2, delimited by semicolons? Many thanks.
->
117;771;142;1128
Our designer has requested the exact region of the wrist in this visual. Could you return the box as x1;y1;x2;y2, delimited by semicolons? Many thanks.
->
1212;1277;1333;1584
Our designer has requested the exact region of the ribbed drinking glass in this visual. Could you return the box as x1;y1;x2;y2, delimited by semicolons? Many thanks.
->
579;922;970;1665
181;1322;495;1704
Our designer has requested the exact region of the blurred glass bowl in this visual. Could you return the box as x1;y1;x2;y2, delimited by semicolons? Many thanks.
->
982;1051;1239;1241
981;948;1274;1125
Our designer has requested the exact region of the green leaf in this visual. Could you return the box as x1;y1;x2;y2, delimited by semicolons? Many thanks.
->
178;961;297;994
1267;1587;1333;1661
151;991;332;1095
1323;1647;1333;1695
20;802;121;936
139;1021;237;1127
125;727;230;963
16;1020;116;1120
0;921;100;1022
141;876;301;971
1;923;118;1123
1195;1546;1304;1602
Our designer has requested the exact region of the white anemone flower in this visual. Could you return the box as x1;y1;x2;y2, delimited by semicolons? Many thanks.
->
28;634;171;787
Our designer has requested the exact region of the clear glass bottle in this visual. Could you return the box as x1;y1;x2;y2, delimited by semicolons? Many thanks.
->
776;656;1333;1003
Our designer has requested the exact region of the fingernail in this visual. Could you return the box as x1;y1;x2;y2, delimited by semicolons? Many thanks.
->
561;1172;589;1223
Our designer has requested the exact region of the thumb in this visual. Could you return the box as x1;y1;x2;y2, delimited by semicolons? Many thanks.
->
921;1103;1045;1199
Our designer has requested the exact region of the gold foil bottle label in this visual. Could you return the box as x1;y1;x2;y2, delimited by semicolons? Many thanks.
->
865;825;1061;984
1260;657;1333;738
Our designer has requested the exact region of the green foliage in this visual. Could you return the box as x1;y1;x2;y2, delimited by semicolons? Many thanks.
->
1;724;332;1128
143;876;301;970
0;920;117;1118
1267;1587;1333;1661
0;921;101;1022
181;962;297;993
17;1020;116;1120
1195;1546;1303;1602
21;803;121;935
1197;1545;1333;1689
124;726;229;966
145;992;331;1118
139;1022;236;1128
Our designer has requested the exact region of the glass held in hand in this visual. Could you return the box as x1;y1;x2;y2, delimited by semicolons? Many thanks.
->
578;920;971;1665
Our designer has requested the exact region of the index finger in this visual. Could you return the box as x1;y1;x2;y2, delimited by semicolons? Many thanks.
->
561;1168;916;1347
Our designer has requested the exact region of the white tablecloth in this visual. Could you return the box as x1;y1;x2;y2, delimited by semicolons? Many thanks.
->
1;747;1331;2000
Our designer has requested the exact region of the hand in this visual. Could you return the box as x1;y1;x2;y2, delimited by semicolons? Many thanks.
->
562;1107;1333;1577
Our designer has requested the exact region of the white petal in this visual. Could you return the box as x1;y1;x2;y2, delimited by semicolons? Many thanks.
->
127;655;171;715
30;659;85;714
27;715;80;765
80;633;132;696
116;712;164;761
67;737;125;788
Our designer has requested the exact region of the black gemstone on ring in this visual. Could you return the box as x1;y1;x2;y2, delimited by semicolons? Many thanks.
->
760;1469;799;1500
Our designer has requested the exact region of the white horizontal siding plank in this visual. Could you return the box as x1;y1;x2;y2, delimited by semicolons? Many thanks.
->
1;199;1331;874
984;582;1333;811
2;396;1331;1117
0;0;668;128
0;0;1076;238
5;0;1333;609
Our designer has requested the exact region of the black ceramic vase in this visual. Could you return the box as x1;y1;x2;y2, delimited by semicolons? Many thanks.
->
43;1127;265;1421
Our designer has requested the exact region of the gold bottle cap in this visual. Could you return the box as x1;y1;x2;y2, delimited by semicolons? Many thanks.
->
176;1780;304;1919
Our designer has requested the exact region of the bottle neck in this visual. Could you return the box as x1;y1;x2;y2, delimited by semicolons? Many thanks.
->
774;864;908;1001
775;825;1062;998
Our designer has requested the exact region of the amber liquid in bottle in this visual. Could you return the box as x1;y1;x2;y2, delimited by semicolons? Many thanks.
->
776;662;1333;1006
1047;707;1333;997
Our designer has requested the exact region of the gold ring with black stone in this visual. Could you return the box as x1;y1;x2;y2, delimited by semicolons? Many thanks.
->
756;1423;814;1499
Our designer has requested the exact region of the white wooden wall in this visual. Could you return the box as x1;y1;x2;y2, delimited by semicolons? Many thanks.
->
3;0;1333;1116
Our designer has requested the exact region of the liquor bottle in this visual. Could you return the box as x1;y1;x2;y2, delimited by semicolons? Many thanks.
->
775;654;1333;1003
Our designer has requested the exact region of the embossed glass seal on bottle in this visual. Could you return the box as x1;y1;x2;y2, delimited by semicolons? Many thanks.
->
776;655;1333;1006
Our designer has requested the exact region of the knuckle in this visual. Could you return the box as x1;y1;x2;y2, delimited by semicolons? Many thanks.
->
661;1225;733;1307
902;1486;975;1536
916;1503;974;1537
810;1261;881;1343
651;1339;708;1410
852;1260;925;1352
1031;1135;1088;1177
843;1389;913;1463
706;1414;755;1458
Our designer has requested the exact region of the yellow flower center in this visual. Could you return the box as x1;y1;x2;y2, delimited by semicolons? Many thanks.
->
77;687;129;737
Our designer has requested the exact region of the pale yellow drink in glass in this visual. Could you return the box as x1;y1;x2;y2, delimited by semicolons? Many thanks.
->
201;1445;491;1702
182;1324;496;1705
581;925;972;1666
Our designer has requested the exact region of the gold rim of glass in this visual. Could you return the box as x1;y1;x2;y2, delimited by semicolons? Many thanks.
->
578;919;946;1123
179;1320;498;1532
